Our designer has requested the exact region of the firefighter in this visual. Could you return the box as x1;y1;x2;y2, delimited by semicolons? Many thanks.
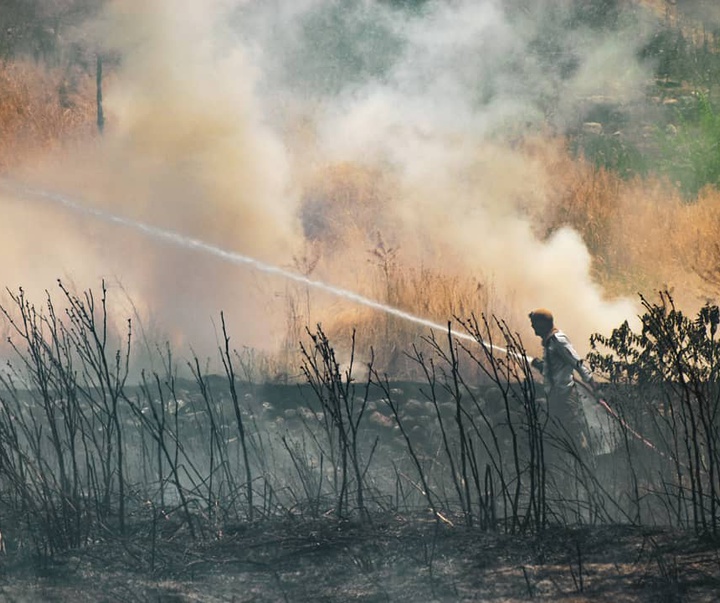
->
528;308;596;456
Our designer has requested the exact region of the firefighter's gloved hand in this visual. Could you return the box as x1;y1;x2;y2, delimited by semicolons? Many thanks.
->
530;358;542;371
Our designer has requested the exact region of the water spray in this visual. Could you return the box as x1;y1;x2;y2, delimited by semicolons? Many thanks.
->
2;180;664;458
0;180;524;360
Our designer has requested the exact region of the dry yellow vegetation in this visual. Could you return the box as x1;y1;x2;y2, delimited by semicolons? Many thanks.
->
0;60;96;171
1;53;719;371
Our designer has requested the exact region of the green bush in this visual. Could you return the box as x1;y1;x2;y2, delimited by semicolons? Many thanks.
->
589;292;720;535
655;92;720;198
570;132;647;180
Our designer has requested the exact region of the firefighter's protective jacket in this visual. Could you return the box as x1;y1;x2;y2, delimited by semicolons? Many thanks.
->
537;329;594;398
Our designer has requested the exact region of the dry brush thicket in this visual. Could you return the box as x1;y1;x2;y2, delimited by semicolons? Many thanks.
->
0;61;96;170
1;56;719;332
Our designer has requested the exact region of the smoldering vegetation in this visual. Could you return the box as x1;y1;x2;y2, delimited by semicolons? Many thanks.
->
2;0;720;361
0;281;717;567
1;2;720;596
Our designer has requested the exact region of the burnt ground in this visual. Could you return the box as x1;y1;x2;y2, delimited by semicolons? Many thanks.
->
0;379;719;602
0;516;718;602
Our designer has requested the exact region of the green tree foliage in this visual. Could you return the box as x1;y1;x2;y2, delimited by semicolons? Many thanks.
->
590;292;720;385
640;20;720;89
641;27;689;84
1;0;56;60
571;5;720;198
657;92;720;198
0;0;103;62
571;133;647;180
381;0;430;9
589;292;720;535
570;0;622;30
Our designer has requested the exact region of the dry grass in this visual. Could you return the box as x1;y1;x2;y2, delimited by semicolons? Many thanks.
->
299;138;719;347
537;143;720;304
287;158;512;375
300;161;396;251
316;266;502;378
0;59;96;171
280;134;720;377
3;56;720;376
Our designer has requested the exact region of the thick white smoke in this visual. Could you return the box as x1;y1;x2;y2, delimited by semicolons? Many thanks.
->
234;0;647;349
3;0;664;362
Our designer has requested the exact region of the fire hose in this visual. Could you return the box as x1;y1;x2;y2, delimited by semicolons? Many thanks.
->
1;180;669;462
458;330;666;460
573;378;669;459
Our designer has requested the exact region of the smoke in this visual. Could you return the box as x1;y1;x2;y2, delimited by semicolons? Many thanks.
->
237;0;648;349
3;0;668;362
670;0;720;26
2;0;303;354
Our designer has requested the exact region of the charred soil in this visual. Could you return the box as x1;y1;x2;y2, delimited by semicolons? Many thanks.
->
1;516;719;602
